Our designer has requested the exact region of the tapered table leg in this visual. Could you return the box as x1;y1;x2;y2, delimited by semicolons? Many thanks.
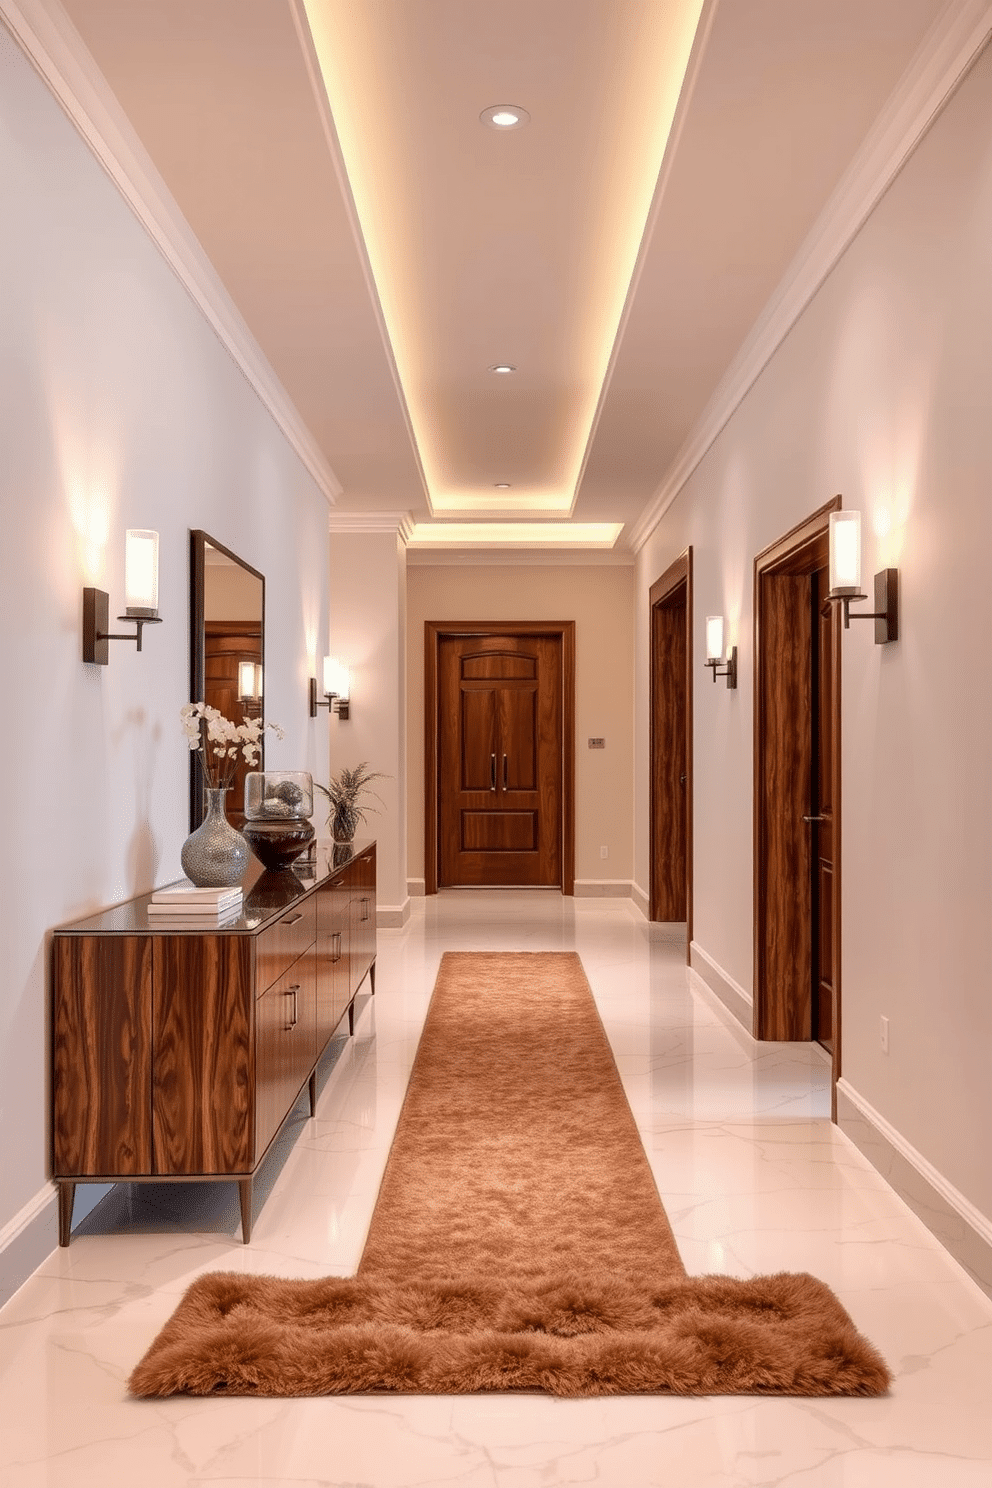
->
308;1069;317;1116
58;1182;76;1247
369;961;376;995
348;999;355;1036
238;1179;253;1243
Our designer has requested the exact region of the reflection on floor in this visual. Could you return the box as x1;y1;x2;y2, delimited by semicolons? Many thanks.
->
2;892;991;1486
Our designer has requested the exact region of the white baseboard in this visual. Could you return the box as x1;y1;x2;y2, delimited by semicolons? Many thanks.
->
0;1183;57;1310
573;879;633;898
689;941;753;1032
837;1080;992;1303
631;882;650;920
377;898;411;929
407;878;426;897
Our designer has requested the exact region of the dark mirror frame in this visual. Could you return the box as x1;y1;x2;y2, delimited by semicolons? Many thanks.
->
189;529;266;832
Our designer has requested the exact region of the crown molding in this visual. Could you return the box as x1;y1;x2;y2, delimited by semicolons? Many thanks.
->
328;510;416;542
1;0;342;506
630;0;992;553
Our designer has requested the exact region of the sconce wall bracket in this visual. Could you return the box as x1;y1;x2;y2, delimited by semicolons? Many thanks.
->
83;587;162;664
309;675;350;720
828;568;898;644
705;646;738;689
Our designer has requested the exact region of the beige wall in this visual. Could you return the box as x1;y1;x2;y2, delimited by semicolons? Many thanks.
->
635;43;992;1223
328;530;408;915
407;563;634;889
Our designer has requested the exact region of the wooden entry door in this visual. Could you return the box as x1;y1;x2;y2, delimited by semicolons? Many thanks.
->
754;500;842;1092
425;622;575;892
438;633;561;886
650;549;692;943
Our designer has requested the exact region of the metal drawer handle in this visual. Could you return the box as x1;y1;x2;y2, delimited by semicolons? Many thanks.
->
360;897;370;922
490;753;496;791
286;983;300;1029
802;814;827;824
330;931;342;962
282;912;304;926
502;753;507;790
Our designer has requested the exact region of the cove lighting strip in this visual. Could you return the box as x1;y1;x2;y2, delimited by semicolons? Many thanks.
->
406;522;624;549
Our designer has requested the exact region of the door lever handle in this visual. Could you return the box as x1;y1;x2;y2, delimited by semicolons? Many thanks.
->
490;753;496;791
802;814;827;823
502;753;508;790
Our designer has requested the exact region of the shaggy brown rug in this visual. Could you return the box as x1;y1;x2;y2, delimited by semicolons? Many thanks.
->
129;951;891;1398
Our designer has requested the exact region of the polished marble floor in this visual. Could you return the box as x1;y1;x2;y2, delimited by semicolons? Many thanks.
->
3;892;992;1486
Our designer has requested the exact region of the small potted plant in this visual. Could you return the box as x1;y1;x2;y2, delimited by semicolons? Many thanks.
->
316;762;387;844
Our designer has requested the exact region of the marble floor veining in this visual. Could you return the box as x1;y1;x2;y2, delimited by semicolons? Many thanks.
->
3;892;992;1486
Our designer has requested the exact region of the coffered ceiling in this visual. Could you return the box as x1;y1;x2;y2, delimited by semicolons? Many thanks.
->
55;0;951;552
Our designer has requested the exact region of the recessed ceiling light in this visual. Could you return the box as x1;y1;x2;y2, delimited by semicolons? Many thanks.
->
480;105;530;131
488;364;517;374
494;483;512;489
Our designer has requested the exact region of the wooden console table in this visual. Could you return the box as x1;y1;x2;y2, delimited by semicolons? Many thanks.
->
52;840;376;1244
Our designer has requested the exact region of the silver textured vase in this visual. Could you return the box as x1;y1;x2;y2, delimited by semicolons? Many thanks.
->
181;787;249;888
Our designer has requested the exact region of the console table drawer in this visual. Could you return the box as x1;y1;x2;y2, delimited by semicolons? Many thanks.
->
255;899;317;992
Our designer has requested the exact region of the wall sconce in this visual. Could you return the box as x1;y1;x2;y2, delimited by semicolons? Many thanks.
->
705;615;737;688
238;661;263;717
826;510;899;643
309;655;350;719
83;529;163;664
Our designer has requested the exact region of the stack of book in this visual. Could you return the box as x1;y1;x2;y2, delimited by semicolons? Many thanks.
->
147;883;244;920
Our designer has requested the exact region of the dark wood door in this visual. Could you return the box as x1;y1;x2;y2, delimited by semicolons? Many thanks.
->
811;567;837;1050
754;501;842;1097
650;554;691;930
438;633;562;887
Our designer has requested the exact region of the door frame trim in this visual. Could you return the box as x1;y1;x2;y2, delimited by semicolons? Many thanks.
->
424;621;576;896
753;497;842;1109
649;548;693;952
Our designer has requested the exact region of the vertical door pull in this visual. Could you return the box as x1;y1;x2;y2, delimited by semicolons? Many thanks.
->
490;753;496;791
502;753;508;790
286;983;300;1030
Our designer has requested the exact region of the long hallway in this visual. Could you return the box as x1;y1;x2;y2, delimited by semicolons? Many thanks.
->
2;893;991;1485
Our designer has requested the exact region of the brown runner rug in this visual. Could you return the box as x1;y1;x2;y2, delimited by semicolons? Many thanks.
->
129;951;890;1397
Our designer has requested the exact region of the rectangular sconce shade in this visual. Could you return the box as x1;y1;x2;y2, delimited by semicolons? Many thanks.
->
323;656;350;700
238;661;263;702
705;615;724;663
124;530;159;616
828;510;862;595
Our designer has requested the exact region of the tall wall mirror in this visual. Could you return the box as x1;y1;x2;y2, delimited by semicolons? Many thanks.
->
189;530;265;831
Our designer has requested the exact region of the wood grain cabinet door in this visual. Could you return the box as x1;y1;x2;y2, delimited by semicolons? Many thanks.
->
438;635;562;886
350;849;376;989
53;936;153;1176
152;936;253;1174
315;878;349;1047
255;954;316;1157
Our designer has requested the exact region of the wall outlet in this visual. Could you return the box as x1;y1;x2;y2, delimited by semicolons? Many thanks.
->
880;1015;890;1055
588;737;606;749
600;845;608;859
